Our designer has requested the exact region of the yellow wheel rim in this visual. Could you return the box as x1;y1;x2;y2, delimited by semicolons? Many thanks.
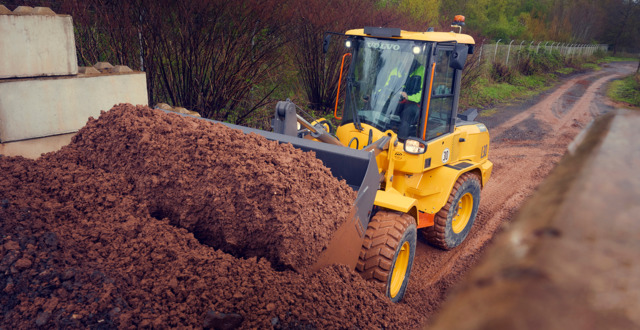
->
452;192;473;234
389;241;410;298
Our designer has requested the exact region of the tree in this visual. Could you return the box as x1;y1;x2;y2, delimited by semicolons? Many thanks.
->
599;0;640;55
288;0;402;112
50;0;292;124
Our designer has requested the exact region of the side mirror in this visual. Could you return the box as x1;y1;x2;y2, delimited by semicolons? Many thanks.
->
323;34;331;54
449;43;469;70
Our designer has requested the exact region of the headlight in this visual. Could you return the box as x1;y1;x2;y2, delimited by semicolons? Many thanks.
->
404;139;426;154
345;40;352;48
413;46;421;54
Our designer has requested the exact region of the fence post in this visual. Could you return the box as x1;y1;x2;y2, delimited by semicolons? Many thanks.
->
494;39;501;62
478;38;486;63
506;40;515;66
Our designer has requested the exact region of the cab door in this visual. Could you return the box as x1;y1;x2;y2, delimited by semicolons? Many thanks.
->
421;45;460;168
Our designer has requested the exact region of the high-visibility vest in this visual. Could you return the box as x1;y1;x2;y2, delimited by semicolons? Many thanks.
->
406;65;425;103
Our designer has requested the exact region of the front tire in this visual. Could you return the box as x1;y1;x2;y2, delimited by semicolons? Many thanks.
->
425;172;481;250
356;211;416;302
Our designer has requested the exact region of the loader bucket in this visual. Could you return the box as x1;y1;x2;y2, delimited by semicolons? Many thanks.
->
217;121;380;272
163;108;380;272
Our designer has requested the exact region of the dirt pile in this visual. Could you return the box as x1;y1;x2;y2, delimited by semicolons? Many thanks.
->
0;104;419;328
48;104;356;271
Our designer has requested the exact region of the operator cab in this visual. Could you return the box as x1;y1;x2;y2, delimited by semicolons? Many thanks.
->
336;25;473;145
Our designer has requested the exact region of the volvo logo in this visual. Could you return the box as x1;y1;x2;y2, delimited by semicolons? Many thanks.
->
367;42;401;51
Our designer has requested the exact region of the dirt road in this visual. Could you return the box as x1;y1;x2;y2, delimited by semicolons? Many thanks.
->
1;62;635;329
402;61;638;324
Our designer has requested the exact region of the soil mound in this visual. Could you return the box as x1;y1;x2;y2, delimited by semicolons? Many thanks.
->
48;104;356;271
0;104;420;328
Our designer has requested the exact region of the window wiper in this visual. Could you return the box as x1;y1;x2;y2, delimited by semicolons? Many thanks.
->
345;77;363;131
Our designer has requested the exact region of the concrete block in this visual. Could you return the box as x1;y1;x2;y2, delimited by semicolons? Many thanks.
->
0;14;78;78
155;103;173;111
0;5;12;15
429;110;640;329
0;133;74;159
154;103;200;117
110;65;133;73
12;6;33;15
78;66;100;75
93;62;114;72
32;7;57;16
0;72;148;142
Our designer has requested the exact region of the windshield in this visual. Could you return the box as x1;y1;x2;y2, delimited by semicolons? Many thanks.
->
342;37;431;139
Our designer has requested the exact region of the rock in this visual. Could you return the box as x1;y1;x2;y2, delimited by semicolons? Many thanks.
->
35;311;51;326
109;307;121;317
41;231;58;248
203;310;243;330
0;250;20;272
4;240;20;250
14;258;32;270
61;268;75;281
3;277;15;294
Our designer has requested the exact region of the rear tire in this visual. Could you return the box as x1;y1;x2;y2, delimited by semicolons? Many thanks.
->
356;211;416;303
424;172;481;250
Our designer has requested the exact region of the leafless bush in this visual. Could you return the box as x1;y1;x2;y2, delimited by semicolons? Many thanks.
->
288;0;403;113
491;62;515;83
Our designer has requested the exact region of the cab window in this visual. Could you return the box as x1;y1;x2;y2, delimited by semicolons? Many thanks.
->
425;49;455;141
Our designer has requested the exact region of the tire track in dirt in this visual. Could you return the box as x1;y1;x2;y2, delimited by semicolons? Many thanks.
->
401;62;636;326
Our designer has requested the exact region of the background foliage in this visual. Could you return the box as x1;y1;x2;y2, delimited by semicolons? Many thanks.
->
4;0;639;127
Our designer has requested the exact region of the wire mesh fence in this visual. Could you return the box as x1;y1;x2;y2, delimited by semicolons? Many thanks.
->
476;40;608;67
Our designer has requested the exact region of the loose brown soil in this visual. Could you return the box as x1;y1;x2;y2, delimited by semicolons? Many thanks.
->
0;104;415;328
1;62;636;329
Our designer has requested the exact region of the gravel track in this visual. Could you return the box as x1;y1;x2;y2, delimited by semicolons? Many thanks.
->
400;61;637;326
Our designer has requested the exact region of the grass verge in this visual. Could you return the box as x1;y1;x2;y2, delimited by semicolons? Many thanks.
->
461;73;555;111
608;74;640;108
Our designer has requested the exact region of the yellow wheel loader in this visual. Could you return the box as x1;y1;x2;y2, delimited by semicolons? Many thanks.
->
205;18;492;302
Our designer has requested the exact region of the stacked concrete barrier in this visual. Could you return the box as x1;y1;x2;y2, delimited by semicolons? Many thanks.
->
0;5;148;142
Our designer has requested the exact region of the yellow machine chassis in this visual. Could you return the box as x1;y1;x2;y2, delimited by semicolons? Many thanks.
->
335;122;492;228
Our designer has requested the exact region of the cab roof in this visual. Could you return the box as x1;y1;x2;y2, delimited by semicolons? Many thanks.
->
345;28;475;45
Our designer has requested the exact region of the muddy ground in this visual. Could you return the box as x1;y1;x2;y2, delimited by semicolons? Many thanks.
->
403;61;638;326
0;62;636;329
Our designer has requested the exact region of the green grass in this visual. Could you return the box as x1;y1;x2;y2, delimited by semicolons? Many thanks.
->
461;73;555;109
556;67;574;74
608;74;640;107
461;54;629;111
599;56;639;63
580;63;600;71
